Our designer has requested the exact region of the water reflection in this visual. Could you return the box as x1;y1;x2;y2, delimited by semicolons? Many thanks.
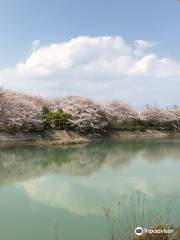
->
0;138;180;240
0;138;180;239
0;138;180;184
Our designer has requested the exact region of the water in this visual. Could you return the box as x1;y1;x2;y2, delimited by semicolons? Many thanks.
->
0;138;180;240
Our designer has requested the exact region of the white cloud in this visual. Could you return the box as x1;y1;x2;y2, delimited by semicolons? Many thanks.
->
133;40;157;57
0;36;180;105
21;157;180;216
31;40;40;52
134;40;157;50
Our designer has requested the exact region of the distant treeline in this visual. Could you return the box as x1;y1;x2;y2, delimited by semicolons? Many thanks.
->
1;88;180;134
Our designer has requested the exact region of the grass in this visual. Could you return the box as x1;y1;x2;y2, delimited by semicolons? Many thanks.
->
51;191;180;240
109;119;179;132
101;192;180;240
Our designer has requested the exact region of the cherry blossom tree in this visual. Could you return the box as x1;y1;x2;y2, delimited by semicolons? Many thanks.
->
141;107;180;129
52;96;108;133
142;108;175;122
1;88;180;133
104;100;139;123
0;88;47;132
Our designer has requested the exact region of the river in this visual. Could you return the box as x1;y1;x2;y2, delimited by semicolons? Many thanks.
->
0;138;180;240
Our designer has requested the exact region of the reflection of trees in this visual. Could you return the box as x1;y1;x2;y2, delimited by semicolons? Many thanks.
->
0;138;180;184
141;139;180;162
0;148;44;184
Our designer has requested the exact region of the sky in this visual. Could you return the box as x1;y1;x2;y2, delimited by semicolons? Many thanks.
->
0;0;180;106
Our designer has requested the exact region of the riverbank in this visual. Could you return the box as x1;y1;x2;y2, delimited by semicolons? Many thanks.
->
110;129;180;138
0;130;89;147
1;129;180;147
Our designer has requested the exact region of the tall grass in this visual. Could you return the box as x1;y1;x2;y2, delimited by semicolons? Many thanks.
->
101;192;179;240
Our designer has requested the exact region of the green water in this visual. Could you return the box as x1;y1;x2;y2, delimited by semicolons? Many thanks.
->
0;138;180;240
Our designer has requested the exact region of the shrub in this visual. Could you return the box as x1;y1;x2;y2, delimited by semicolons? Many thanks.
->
42;106;72;129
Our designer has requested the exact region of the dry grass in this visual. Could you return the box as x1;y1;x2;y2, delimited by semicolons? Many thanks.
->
101;192;180;240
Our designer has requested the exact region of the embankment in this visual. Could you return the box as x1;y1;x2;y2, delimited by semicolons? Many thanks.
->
109;129;180;139
1;129;180;147
0;130;89;147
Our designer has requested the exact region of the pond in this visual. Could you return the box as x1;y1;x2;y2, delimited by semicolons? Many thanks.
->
0;138;180;240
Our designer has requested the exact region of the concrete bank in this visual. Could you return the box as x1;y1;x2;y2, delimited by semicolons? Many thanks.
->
0;129;180;147
0;130;89;147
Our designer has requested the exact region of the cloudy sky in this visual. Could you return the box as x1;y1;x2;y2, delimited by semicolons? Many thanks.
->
0;0;180;106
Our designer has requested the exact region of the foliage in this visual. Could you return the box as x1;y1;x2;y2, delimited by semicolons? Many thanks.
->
110;119;147;131
0;88;46;133
104;101;139;120
42;106;72;129
141;107;180;130
1;88;180;134
103;101;139;130
52;96;108;134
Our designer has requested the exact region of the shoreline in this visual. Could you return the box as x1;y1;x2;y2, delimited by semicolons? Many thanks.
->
109;129;180;138
0;129;180;147
0;130;89;147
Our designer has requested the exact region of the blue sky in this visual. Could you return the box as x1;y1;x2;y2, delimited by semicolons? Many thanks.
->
0;0;180;67
0;0;180;105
